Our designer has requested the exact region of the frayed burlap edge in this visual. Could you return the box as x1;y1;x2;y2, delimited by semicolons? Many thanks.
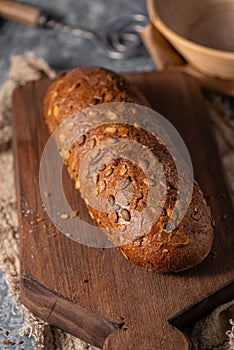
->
0;53;98;350
227;320;234;349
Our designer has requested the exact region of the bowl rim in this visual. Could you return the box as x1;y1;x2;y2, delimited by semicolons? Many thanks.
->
148;0;234;59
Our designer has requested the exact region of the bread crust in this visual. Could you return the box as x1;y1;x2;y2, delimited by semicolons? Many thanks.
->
44;66;149;133
44;67;214;273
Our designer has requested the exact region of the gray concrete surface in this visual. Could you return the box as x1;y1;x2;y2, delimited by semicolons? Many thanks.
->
0;0;155;86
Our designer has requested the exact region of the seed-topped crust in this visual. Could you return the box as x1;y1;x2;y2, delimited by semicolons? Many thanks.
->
44;67;214;272
44;67;149;133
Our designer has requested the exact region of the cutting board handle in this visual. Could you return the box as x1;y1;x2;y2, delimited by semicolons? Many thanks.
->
0;0;42;26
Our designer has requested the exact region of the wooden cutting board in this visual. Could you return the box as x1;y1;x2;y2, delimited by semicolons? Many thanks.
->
12;70;234;350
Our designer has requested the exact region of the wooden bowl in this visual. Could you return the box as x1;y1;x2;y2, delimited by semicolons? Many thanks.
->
148;0;234;80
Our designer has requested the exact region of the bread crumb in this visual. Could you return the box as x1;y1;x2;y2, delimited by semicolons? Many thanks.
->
36;217;43;223
53;105;59;117
60;214;69;220
75;179;80;189
70;210;79;218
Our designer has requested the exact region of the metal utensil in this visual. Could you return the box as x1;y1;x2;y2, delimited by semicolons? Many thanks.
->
0;0;148;59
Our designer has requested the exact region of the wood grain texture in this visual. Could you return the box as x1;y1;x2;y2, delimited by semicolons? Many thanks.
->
12;71;234;350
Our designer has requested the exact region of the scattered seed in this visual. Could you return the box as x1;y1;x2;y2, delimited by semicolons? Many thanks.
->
166;208;173;217
87;109;98;118
78;134;86;146
191;213;199;221
98;180;106;193
75;179;80;189
107;111;117;120
105;167;114;177
4;340;16;345
89;211;94;219
116;177;131;190
60;214;69;220
48;108;52;117
90;138;96;148
36;217;43;223
109;195;115;206
118;127;128;137
59;134;65;143
133;240;141;247
92;149;103;164
53;105;59;117
70;210;79;218
67;121;74;130
112;159;119;166
44;191;51;198
98;164;106;172
105;126;116;133
119;164;127;176
162;249;169;254
113;204;121;211
140;159;150;170
109;211;118;223
122;198;130;207
119;248;129;260
121;209;131;221
202;198;207;205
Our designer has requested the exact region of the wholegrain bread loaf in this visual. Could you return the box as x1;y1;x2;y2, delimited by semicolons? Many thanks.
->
44;67;214;272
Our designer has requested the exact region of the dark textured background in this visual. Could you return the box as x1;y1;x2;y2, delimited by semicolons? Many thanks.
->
0;0;155;86
0;0;154;348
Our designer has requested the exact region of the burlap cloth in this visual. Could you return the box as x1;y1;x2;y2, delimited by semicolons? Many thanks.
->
0;53;233;349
